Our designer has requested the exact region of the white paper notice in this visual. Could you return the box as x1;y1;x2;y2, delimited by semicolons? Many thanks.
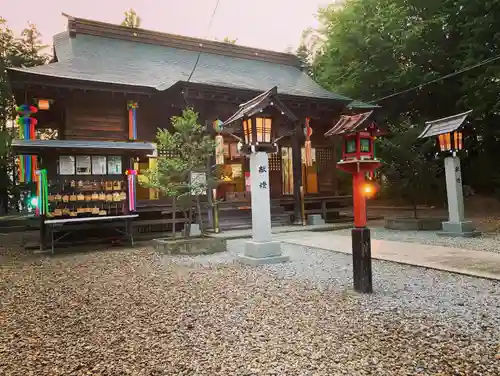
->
59;156;75;175
92;156;107;175
190;172;207;195
107;156;122;175
76;156;91;175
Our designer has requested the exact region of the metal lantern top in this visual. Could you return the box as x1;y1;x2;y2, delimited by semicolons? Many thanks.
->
220;87;298;154
418;110;472;155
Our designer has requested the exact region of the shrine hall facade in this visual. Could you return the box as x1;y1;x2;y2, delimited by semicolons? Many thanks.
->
7;14;378;225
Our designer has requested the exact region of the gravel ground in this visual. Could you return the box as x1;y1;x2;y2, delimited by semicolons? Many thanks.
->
1;241;500;375
332;226;500;253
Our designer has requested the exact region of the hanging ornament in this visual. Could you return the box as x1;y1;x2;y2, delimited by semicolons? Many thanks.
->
127;101;139;140
215;135;225;165
304;117;313;167
16;104;38;184
213;119;223;133
125;169;138;212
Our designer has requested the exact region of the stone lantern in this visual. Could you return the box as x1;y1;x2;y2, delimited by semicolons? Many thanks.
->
221;87;297;265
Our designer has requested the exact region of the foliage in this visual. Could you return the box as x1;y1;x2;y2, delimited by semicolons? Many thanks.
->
0;18;48;213
296;44;312;77
222;36;237;44
377;121;445;216
121;9;141;28
141;108;215;236
307;0;500;196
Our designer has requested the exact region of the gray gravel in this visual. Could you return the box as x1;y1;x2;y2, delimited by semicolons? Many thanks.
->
170;240;500;330
331;227;500;253
2;240;500;375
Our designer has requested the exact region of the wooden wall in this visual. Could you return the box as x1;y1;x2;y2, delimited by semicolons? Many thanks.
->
61;91;183;142
64;92;127;141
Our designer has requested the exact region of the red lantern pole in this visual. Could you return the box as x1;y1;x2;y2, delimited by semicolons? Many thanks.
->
325;111;385;294
353;170;367;228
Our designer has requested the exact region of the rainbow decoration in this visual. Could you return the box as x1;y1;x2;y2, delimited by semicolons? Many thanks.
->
16;105;38;184
127;101;138;140
125;169;137;212
35;169;50;217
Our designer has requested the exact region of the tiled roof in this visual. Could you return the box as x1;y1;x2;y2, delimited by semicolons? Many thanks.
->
324;111;374;136
348;100;380;109
222;87;298;127
9;28;353;102
418;110;472;139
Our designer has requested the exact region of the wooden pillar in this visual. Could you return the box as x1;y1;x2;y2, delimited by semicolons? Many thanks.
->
291;122;303;224
332;137;339;196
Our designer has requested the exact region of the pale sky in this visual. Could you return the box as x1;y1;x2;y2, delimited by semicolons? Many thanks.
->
1;0;331;52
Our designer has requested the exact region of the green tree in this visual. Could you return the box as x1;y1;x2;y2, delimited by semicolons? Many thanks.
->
378;121;445;217
121;9;141;28
309;0;500;196
0;19;48;213
141;108;214;238
296;44;312;76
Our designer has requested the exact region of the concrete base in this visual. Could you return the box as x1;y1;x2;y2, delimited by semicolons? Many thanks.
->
238;240;289;265
307;214;326;225
385;217;444;231
189;224;201;237
438;221;481;238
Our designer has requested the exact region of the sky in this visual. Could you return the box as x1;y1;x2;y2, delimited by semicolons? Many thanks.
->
2;0;332;52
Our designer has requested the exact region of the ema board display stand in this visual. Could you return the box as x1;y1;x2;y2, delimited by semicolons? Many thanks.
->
11;139;156;252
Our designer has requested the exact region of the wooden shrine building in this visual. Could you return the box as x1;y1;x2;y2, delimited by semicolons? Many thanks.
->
7;14;378;231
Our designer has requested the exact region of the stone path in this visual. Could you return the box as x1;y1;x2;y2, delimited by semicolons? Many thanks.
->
275;231;500;280
208;223;352;239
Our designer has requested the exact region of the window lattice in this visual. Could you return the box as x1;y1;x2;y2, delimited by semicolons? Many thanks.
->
316;148;334;166
268;154;281;171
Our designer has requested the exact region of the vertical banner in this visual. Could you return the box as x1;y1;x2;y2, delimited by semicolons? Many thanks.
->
15;104;38;183
127;101;138;140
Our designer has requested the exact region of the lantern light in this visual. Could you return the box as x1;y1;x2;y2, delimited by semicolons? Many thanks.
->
362;182;377;199
30;196;38;207
437;131;463;152
37;99;50;110
242;116;273;147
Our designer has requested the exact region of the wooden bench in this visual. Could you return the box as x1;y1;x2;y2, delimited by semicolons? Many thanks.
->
278;196;352;223
133;218;190;234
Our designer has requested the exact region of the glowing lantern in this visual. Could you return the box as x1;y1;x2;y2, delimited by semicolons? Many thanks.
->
437;131;463;152
37;99;50;110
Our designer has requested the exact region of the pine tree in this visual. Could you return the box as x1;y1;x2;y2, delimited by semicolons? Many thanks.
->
141;108;215;238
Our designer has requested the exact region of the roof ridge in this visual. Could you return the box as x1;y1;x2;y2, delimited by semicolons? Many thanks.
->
64;15;302;68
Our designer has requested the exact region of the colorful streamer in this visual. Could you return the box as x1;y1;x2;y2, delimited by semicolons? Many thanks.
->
125;169;138;212
16;104;38;184
127;101;138;140
35;169;50;216
304;117;313;167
